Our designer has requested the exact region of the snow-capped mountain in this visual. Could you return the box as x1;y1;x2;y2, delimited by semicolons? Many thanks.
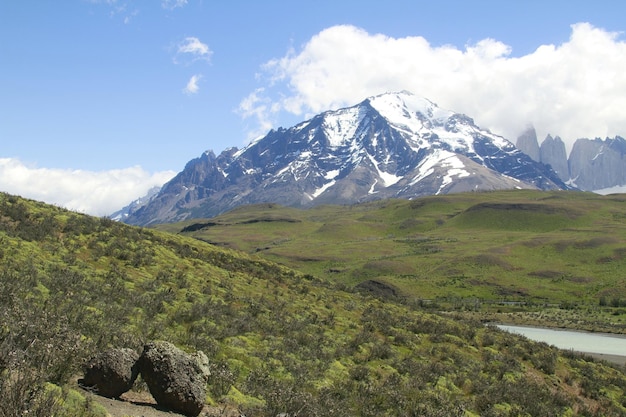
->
125;91;567;226
109;186;162;222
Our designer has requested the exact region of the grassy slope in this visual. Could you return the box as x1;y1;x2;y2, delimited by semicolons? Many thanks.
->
165;190;626;332
2;192;626;416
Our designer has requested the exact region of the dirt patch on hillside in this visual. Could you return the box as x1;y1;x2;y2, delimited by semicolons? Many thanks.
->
466;254;515;270
355;279;399;298
80;386;241;417
465;202;580;218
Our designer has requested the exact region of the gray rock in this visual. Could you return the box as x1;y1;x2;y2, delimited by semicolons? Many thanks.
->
81;348;139;398
569;137;626;190
138;341;209;417
516;125;540;162
540;134;569;181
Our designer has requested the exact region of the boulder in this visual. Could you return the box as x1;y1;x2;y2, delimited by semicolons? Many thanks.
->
138;341;210;417
80;348;139;398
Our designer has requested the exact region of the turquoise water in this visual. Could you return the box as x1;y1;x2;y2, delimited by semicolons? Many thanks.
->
496;324;626;357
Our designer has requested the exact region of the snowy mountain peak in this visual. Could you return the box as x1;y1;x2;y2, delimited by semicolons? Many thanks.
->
315;91;473;153
319;105;367;147
367;91;448;124
124;91;568;226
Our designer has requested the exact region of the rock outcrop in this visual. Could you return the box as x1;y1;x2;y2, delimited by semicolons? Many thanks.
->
515;127;626;190
569;137;626;190
540;135;569;182
137;341;210;417
516;129;569;182
80;348;139;398
81;341;210;416
516;126;540;162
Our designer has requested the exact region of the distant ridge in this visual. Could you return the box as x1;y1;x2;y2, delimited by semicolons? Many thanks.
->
515;126;626;191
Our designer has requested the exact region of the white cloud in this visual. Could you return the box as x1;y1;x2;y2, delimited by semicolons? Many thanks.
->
162;0;187;10
241;23;626;154
183;74;202;94
238;88;277;141
88;0;139;24
175;37;212;64
0;158;175;217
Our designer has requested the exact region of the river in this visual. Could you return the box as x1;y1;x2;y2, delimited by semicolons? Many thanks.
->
496;324;626;365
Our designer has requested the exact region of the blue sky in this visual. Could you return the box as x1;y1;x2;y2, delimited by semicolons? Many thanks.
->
1;0;625;215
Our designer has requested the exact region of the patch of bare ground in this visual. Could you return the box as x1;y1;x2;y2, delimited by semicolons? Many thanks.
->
467;254;515;270
79;386;242;417
527;270;592;283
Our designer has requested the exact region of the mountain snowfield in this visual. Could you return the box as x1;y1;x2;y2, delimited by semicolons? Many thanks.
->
124;91;566;226
284;92;515;198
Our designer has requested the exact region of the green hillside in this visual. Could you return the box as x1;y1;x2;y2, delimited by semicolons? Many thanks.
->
2;191;626;416
166;190;626;332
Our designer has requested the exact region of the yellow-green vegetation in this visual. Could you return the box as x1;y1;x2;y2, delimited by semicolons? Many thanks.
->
2;191;626;416
166;190;626;333
45;384;109;417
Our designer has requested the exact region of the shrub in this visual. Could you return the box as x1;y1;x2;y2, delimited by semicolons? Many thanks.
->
207;360;237;399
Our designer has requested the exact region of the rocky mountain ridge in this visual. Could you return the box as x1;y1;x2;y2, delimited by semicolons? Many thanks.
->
110;186;161;222
515;126;626;191
124;92;567;226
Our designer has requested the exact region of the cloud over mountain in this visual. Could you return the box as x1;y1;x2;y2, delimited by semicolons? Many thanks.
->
241;23;626;154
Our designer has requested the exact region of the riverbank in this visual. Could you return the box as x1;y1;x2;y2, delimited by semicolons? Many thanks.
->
584;352;626;366
479;309;626;335
495;324;626;366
